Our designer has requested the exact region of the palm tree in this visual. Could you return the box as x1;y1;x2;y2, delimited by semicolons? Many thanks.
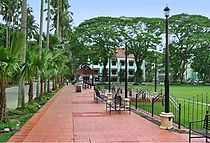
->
36;0;44;98
18;0;27;109
46;0;51;92
0;0;19;49
0;32;24;122
22;45;40;103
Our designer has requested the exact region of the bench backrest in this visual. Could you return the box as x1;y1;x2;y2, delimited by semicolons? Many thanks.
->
95;89;100;96
204;114;210;131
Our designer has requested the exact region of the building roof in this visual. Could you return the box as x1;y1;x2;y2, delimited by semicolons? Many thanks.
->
115;48;135;58
75;65;98;76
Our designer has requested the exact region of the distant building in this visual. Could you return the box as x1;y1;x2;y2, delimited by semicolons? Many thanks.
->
91;48;146;83
90;48;198;83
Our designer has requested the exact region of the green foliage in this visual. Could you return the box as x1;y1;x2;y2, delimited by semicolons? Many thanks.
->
169;14;210;83
0;131;16;142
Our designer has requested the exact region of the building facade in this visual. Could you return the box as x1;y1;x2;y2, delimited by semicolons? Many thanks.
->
91;48;198;83
91;48;146;83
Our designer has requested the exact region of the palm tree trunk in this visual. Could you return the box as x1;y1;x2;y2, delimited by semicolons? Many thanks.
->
18;0;27;108
6;21;9;49
47;0;51;93
56;0;60;37
41;77;44;96
47;79;50;92
0;78;7;122
28;80;33;103
37;0;44;98
52;78;54;90
18;77;25;108
44;80;47;93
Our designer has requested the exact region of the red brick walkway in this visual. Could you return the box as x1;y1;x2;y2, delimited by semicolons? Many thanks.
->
8;85;198;142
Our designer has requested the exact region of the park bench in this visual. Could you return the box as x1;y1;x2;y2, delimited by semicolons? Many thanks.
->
94;89;107;103
189;114;210;142
106;94;131;114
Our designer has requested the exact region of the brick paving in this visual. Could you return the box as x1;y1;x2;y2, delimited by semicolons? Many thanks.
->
8;85;202;142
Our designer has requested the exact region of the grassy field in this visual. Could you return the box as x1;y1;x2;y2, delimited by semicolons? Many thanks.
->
131;84;210;101
129;84;210;128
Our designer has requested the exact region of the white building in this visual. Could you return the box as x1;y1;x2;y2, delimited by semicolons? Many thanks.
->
91;48;146;82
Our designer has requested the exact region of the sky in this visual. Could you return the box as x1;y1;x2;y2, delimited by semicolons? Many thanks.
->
3;0;210;30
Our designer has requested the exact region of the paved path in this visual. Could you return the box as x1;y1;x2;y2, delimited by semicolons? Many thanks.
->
8;85;201;142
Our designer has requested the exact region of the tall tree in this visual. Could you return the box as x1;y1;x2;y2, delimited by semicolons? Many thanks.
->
74;17;120;81
119;17;163;83
0;32;24;122
169;14;210;83
37;0;44;97
18;0;27;108
46;0;51;92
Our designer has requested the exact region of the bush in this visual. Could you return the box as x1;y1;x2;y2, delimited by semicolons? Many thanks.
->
0;119;19;130
133;82;140;85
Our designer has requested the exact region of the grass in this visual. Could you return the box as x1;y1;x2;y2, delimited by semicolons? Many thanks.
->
129;83;210;128
0;87;62;142
132;84;210;101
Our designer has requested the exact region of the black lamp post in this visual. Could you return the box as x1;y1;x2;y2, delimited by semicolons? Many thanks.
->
92;64;94;86
108;51;111;92
125;43;128;98
154;54;157;92
164;6;170;113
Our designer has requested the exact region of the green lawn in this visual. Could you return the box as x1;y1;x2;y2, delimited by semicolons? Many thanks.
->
132;84;210;101
130;84;210;128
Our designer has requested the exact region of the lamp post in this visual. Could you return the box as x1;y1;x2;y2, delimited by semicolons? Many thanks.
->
164;6;170;113
92;64;94;86
125;43;128;98
154;54;157;92
108;51;111;92
160;6;173;130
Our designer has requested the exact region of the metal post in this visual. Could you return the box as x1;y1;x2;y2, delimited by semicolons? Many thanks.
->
125;43;128;98
154;56;157;92
165;13;170;113
135;94;138;109
152;98;154;117
108;55;111;92
92;64;94;86
178;103;181;129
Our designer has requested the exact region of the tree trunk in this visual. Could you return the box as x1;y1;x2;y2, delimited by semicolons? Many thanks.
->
47;79;50;92
18;77;25;108
135;60;143;83
18;0;27;108
180;59;187;83
46;0;51;92
37;0;44;98
0;78;7;122
41;77;44;96
102;63;107;82
52;78;54;90
56;0;60;37
44;80;47;93
28;80;33;103
6;16;9;49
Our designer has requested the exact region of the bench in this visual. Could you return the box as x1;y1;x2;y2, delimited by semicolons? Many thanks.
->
189;114;210;142
106;95;131;114
94;89;107;103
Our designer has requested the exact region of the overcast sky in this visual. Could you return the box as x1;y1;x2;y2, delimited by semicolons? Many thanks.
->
22;0;210;30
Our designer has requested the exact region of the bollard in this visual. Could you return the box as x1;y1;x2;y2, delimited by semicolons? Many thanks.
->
178;103;181;129
135;94;138;109
152;98;154;117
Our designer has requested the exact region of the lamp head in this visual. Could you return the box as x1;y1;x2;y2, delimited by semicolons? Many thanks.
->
164;6;170;18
